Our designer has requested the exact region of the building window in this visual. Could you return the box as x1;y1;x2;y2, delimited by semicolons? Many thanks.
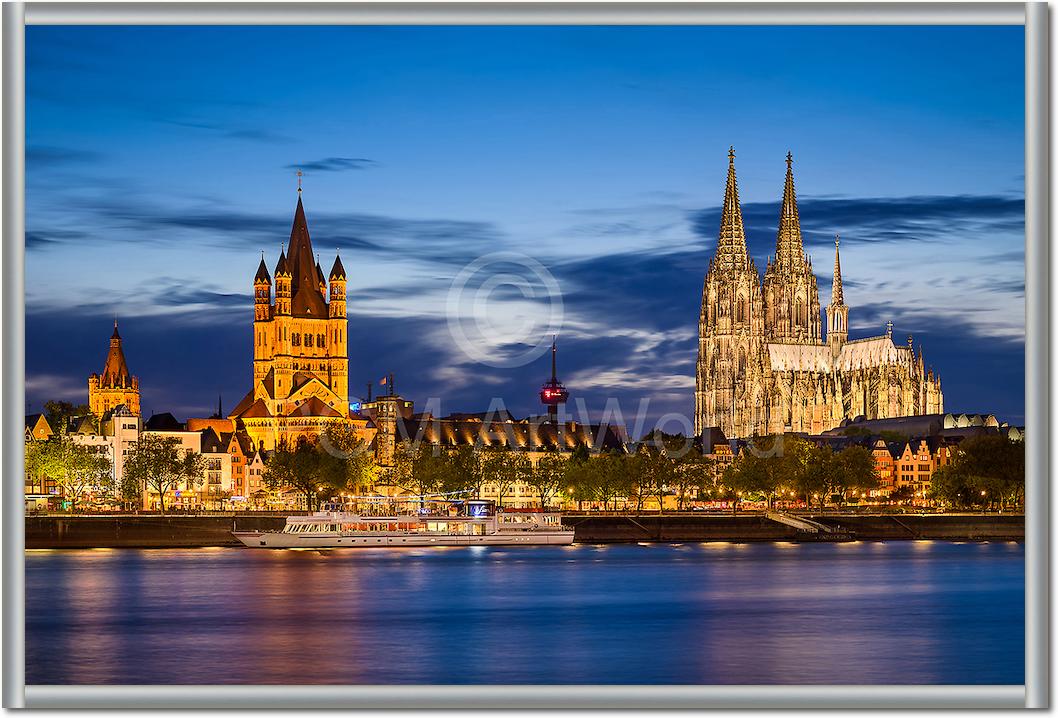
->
292;333;300;347
305;333;313;347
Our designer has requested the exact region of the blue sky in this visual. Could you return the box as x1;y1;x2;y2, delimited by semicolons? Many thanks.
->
26;25;1026;428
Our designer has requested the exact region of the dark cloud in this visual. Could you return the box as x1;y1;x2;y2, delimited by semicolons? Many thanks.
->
24;189;1026;429
29;193;503;265
26;145;101;167
25;229;87;249
689;193;1025;261
148;282;247;310
286;158;377;172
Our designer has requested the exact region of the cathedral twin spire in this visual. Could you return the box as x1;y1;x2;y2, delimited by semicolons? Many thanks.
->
713;147;751;271
774;152;807;268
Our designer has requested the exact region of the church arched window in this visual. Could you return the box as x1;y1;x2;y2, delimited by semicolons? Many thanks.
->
738;350;746;375
736;293;745;323
796;298;805;328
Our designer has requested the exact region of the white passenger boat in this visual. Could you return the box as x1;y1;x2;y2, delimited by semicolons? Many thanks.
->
233;500;575;548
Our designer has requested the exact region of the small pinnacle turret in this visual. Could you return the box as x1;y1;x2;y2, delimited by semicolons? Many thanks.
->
329;252;346;281
832;234;844;305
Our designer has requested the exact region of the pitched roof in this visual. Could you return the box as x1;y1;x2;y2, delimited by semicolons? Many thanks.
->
396;417;625;452
144;412;183;432
232;431;254;454
229;389;256;418
286;395;343;418
200;427;226;453
239;399;273;419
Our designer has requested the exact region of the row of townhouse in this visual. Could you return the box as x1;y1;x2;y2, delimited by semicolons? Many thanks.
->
25;407;275;510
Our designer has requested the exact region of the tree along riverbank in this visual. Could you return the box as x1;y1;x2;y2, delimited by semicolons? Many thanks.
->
24;512;1023;548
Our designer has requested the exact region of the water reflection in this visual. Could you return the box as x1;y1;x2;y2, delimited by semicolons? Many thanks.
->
25;542;1024;685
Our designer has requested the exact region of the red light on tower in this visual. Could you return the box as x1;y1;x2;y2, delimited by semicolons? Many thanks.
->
539;336;569;423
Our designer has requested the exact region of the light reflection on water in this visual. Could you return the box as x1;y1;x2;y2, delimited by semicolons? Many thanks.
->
25;541;1024;685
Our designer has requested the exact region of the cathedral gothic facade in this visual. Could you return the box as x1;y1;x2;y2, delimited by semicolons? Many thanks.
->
229;189;354;450
695;149;944;439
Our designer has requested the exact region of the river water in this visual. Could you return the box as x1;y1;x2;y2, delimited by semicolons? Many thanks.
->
25;541;1023;685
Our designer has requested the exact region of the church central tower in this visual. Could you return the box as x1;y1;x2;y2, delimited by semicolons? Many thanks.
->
231;184;350;449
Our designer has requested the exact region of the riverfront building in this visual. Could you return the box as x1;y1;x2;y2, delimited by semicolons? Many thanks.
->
695;149;944;440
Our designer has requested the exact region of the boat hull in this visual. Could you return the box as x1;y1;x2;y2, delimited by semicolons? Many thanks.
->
232;530;575;548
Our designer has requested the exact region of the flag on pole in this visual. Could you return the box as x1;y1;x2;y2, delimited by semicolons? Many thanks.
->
379;376;388;386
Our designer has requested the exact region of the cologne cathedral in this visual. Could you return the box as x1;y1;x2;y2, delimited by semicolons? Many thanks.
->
695;149;944;439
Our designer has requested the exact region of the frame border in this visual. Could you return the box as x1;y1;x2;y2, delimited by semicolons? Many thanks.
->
1024;0;1049;709
5;2;1047;710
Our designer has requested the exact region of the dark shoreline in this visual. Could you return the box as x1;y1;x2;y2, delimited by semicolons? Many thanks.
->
24;513;1024;549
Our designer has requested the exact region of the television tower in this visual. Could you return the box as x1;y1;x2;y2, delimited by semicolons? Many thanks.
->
538;336;569;423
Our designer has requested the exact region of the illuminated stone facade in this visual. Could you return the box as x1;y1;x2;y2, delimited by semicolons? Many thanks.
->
88;321;141;417
695;150;944;439
229;190;352;449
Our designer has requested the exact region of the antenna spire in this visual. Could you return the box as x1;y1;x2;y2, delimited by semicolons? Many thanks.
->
551;335;558;382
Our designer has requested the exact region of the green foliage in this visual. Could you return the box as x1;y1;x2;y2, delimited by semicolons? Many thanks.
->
480;449;531;507
321;424;377;493
43;400;93;432
525;452;567;509
830;445;880;503
26;433;112;510
124;434;206;513
263;439;348;511
929;435;1024;509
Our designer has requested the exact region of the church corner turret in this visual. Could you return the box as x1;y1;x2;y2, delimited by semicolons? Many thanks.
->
826;235;849;353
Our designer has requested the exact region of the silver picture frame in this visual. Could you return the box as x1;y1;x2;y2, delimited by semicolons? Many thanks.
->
3;1;1048;709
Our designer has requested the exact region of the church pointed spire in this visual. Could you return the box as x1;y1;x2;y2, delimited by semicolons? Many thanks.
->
775;151;805;266
285;190;328;317
102;321;131;387
832;234;844;305
713;146;749;269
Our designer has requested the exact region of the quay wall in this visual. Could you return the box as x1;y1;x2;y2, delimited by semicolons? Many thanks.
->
565;514;1024;543
25;513;1023;549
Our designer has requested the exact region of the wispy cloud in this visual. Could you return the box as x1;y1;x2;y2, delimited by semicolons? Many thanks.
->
160;118;294;144
286;157;377;172
26;145;102;167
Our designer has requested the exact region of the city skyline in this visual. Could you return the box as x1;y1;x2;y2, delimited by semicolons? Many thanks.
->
26;25;1026;427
